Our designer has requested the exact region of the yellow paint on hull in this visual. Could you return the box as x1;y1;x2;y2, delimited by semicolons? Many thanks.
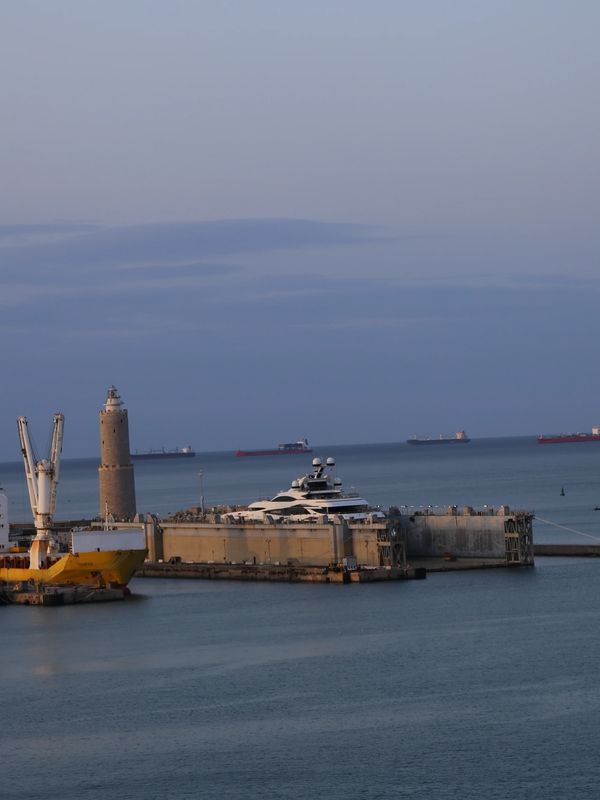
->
0;549;147;586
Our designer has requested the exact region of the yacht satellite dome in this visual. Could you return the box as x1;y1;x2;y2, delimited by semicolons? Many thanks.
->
291;479;299;488
312;457;322;467
326;457;335;466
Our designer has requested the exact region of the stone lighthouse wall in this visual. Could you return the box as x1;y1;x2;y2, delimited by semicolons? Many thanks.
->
98;396;137;520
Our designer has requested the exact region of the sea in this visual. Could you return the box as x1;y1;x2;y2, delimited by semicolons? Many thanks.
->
3;437;600;799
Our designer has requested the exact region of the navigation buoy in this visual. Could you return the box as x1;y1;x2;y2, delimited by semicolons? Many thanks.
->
560;487;565;496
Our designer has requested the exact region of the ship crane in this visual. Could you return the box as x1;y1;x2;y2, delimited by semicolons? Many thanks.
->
17;413;64;569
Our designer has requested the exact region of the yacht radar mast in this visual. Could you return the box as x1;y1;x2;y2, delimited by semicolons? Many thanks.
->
16;412;64;569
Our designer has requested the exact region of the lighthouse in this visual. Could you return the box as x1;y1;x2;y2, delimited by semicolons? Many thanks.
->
98;385;137;520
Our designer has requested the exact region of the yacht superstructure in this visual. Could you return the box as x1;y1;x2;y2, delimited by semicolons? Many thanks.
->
232;457;384;522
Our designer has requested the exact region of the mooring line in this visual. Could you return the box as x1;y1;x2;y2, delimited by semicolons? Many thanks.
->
535;516;600;543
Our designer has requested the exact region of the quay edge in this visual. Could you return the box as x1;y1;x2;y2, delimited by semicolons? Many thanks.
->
0;583;128;605
135;561;424;583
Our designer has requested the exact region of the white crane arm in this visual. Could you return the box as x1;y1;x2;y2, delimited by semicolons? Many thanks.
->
17;416;38;518
48;413;64;518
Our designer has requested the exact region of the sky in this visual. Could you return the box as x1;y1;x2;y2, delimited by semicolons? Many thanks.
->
0;0;599;459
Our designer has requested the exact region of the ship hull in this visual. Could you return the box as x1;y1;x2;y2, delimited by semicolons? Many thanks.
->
406;439;470;445
131;452;195;460
0;549;147;586
236;449;313;457
538;434;600;444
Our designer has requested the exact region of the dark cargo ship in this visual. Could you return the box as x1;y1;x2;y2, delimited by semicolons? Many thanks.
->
407;431;470;446
236;438;312;457
131;446;195;460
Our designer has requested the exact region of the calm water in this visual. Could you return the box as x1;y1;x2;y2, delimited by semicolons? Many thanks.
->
3;562;600;799
3;438;600;798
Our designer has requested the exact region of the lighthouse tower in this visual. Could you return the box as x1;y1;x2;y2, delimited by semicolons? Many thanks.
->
98;385;136;520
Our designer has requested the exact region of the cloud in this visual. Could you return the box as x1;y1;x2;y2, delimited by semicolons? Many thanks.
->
0;222;98;245
0;218;374;276
290;315;439;331
397;272;600;292
0;219;381;319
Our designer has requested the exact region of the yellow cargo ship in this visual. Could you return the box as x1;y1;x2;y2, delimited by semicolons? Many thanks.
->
0;547;147;586
2;409;148;590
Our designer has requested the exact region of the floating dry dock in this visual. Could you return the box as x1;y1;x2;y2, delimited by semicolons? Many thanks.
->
134;504;534;582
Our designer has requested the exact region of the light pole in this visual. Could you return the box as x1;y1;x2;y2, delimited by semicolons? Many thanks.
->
198;471;205;516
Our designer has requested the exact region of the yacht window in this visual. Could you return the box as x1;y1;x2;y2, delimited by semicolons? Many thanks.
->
272;495;296;502
277;506;308;515
326;504;368;514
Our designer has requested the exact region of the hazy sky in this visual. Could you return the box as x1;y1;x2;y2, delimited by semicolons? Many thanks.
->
1;1;599;458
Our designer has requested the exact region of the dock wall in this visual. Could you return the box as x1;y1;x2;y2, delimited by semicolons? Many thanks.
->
144;517;399;568
399;506;534;565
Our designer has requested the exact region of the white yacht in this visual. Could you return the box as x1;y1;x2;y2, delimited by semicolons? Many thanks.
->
232;457;384;522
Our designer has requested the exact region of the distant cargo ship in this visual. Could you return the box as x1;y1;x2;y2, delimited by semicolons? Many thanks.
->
407;431;470;446
538;426;600;444
236;438;312;457
131;446;195;460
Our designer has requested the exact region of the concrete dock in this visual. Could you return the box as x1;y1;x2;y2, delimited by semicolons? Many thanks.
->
136;561;426;583
0;583;129;605
533;544;600;557
408;557;528;573
398;506;534;565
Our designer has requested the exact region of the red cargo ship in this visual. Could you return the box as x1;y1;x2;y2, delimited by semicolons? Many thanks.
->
538;427;600;444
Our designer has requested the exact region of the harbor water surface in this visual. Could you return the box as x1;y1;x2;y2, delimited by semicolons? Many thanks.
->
3;438;600;798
